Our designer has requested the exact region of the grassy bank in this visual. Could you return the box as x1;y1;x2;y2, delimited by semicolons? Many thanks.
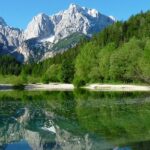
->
0;75;41;84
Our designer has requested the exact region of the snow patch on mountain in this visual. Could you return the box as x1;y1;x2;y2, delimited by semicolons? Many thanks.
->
109;16;117;22
87;9;99;17
40;36;55;43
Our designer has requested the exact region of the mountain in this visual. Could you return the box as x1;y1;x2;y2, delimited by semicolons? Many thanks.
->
0;4;115;62
0;18;24;62
24;13;54;40
25;4;115;42
0;17;7;26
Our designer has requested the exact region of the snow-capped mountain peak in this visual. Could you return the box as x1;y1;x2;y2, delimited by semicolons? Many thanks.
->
68;4;99;18
69;3;80;9
88;9;99;17
24;4;115;42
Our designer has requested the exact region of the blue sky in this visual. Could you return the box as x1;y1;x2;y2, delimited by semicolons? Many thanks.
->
1;0;150;29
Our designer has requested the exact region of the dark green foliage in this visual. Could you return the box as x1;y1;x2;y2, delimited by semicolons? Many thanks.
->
21;64;32;75
137;40;150;83
42;64;62;83
0;55;21;75
109;38;144;82
98;43;116;81
73;78;86;88
52;32;87;51
74;11;150;85
74;42;100;83
13;84;25;90
42;75;50;84
61;59;75;83
94;11;150;47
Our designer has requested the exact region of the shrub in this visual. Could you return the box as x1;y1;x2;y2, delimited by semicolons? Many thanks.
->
73;78;86;88
42;75;50;84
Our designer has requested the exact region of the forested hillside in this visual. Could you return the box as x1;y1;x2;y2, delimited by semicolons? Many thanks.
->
0;11;150;85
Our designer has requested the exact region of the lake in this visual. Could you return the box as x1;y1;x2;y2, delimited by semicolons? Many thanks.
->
0;90;150;150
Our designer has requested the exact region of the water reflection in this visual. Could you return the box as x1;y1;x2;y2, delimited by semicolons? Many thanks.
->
0;91;150;150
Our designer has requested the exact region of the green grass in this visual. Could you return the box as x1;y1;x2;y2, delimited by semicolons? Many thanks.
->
0;75;22;84
0;75;148;86
0;75;41;84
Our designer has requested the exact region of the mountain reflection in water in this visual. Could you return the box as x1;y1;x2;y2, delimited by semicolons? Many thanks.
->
0;90;150;150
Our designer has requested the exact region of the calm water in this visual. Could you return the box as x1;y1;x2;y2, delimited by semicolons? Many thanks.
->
0;90;150;150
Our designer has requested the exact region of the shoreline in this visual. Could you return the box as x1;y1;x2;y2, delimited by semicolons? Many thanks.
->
84;84;150;92
25;83;74;91
0;83;150;92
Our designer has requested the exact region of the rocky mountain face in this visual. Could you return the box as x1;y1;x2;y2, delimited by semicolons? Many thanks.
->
0;17;24;62
0;4;115;62
25;4;115;43
24;13;54;40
